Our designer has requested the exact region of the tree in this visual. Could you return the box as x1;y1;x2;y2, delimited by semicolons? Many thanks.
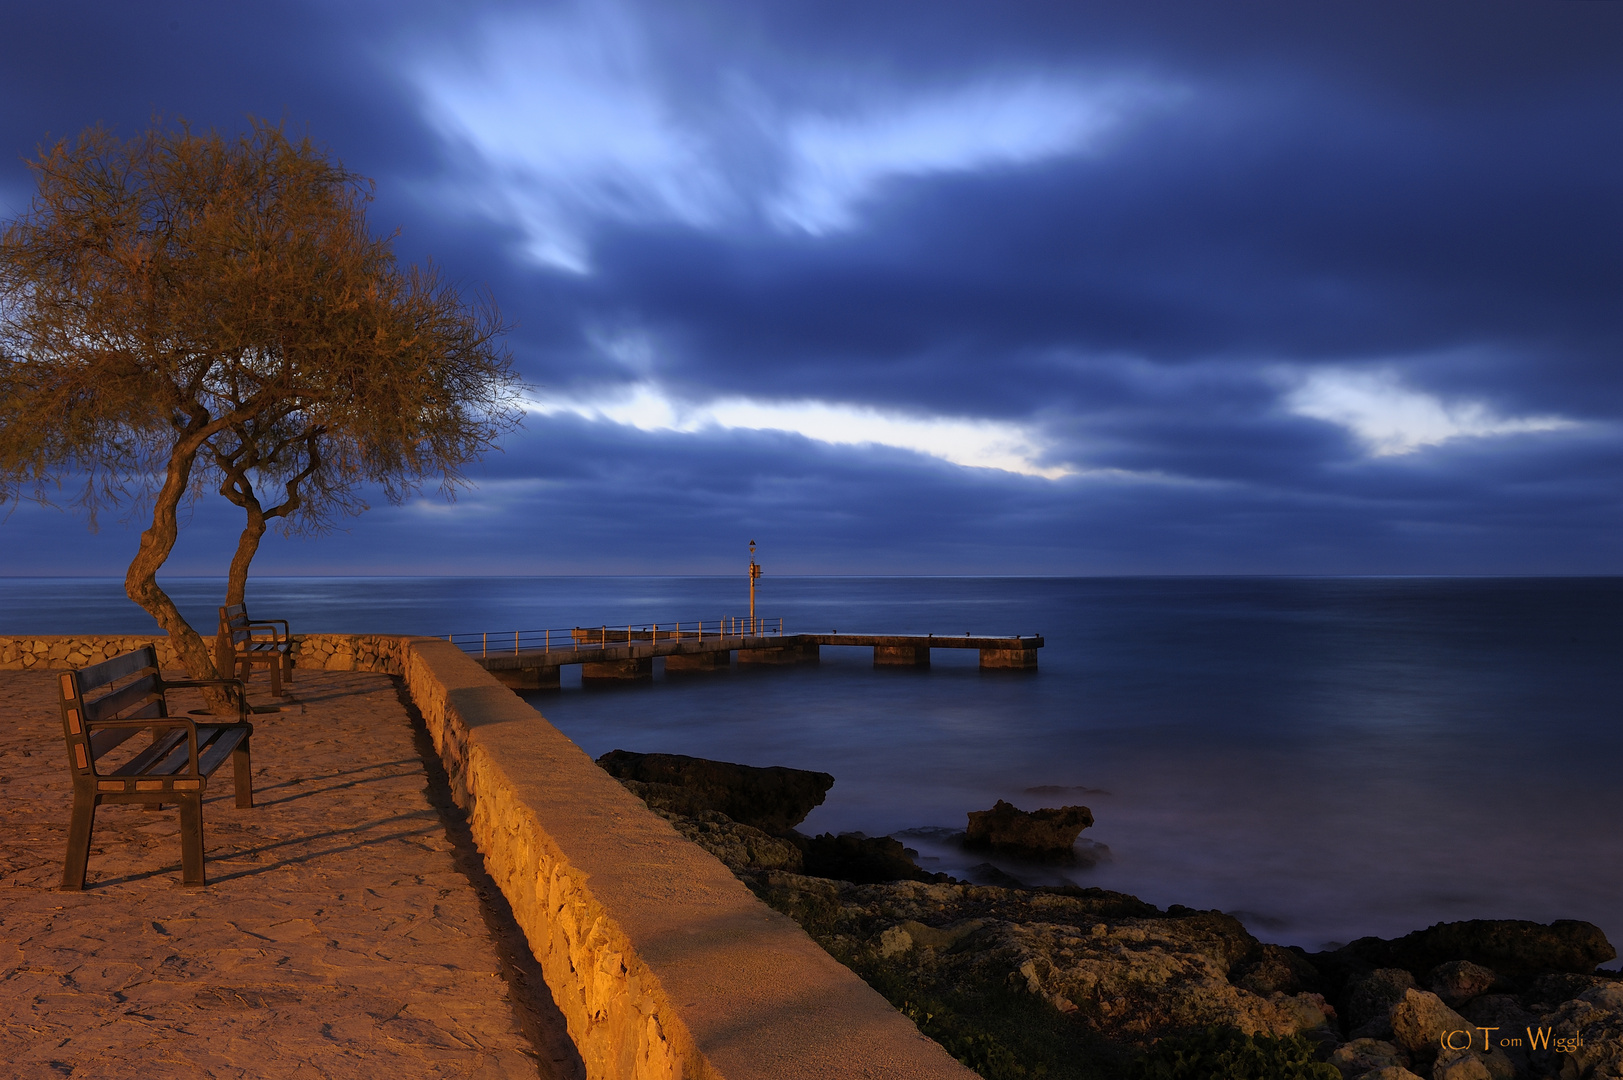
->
0;119;521;690
207;257;520;608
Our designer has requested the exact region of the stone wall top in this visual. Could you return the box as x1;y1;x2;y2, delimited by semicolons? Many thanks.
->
402;638;975;1080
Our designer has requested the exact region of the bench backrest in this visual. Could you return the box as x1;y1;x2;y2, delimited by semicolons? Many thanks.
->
58;646;168;779
219;604;258;653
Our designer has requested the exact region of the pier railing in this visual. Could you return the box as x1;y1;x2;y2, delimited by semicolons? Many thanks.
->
448;617;786;658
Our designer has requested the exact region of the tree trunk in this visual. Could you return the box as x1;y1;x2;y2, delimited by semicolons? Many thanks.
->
225;492;267;607
125;429;237;714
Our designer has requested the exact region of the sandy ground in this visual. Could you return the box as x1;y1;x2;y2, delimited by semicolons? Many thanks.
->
0;668;584;1080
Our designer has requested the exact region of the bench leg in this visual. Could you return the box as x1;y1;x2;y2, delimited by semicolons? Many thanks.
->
178;794;206;886
233;737;254;809
268;656;282;697
61;792;97;891
283;651;294;685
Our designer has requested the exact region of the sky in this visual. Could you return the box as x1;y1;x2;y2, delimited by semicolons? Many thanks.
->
2;0;1622;576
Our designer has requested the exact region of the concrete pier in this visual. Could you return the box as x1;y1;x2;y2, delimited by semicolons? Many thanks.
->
490;665;561;690
664;651;731;672
472;630;1041;687
582;657;654;682
873;644;930;668
979;646;1039;670
736;642;820;666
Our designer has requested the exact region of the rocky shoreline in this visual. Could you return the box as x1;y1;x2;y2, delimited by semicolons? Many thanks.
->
598;751;1622;1080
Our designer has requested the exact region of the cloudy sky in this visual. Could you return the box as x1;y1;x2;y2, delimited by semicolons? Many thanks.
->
3;0;1621;575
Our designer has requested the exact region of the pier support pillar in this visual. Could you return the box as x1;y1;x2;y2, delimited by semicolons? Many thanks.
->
737;642;819;666
491;666;561;690
664;650;731;673
874;645;930;668
979;647;1039;670
582;657;654;682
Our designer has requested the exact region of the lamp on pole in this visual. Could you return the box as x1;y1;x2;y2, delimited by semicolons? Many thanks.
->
748;540;761;633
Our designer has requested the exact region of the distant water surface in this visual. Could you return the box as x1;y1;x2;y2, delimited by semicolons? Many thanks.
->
4;574;1619;959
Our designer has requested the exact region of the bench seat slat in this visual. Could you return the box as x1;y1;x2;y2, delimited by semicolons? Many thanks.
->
129;724;248;777
104;724;249;778
106;728;190;776
195;728;250;776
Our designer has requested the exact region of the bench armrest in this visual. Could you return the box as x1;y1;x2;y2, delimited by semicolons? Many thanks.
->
240;620;290;644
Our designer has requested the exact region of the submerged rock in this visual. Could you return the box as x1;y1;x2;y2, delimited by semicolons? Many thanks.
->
965;862;1026;888
964;799;1094;859
596;749;834;833
1330;918;1616;981
797;832;946;885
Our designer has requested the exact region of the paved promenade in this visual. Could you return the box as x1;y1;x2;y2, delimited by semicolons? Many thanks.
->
0;669;582;1079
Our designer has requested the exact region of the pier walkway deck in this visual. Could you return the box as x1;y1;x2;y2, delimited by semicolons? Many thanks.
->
455;622;1043;688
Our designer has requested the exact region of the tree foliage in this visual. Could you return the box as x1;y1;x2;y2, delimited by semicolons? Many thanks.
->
0;118;521;688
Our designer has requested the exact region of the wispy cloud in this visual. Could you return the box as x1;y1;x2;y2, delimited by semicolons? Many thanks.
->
406;4;1172;269
411;5;730;272
528;382;1073;478
768;78;1151;234
1286;369;1576;456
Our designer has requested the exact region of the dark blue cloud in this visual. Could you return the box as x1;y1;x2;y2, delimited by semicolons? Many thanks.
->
3;0;1621;575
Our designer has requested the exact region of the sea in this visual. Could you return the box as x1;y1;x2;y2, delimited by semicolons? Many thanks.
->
4;574;1619;962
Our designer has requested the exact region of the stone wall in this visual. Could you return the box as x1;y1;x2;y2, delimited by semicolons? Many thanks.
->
0;635;195;671
2;631;974;1080
0;633;409;675
401;638;976;1080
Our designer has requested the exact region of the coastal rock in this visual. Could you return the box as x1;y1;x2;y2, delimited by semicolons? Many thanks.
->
1427;960;1499;1008
1388;988;1471;1056
964;799;1093;859
657;809;804;873
1344;968;1417;1037
1327;1037;1408;1079
1234;942;1323;996
747;870;1332;1048
1430;1052;1492;1080
797;832;942;885
1360;1069;1424;1080
597;750;834;833
1334;919;1616;980
1458;992;1533;1032
982;917;1334;1041
965;862;1026;888
1525;982;1623;1080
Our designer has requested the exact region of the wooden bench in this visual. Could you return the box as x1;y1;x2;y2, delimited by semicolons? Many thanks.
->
58;646;254;889
217;602;293;696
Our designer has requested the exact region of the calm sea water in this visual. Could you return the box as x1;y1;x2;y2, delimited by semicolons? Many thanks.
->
4;575;1620;960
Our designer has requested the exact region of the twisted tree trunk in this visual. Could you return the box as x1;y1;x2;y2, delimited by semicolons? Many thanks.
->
124;418;237;713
